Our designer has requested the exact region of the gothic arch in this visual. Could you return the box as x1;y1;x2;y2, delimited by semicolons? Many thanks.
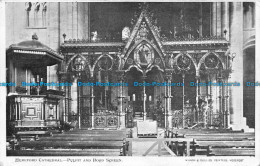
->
125;65;144;73
198;51;226;74
65;54;91;73
173;52;198;72
92;54;114;72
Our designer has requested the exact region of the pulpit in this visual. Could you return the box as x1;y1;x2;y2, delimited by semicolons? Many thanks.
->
6;34;64;132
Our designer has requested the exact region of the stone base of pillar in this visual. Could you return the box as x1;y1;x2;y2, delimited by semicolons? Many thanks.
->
119;113;126;129
91;114;94;129
168;115;172;129
230;117;250;132
143;112;147;121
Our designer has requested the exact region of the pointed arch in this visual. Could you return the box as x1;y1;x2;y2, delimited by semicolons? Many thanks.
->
65;54;91;73
92;54;114;72
125;65;144;74
173;52;198;74
198;51;226;71
145;65;164;74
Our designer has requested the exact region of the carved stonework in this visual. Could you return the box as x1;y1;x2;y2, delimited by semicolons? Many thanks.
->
122;27;131;42
127;58;134;65
155;58;161;65
134;44;154;66
72;55;86;72
136;22;149;41
98;55;113;71
204;54;219;69
177;55;191;70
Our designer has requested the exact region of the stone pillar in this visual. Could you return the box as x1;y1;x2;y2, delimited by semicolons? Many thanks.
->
142;75;147;121
60;74;67;123
216;2;222;36
222;2;230;40
64;85;69;122
182;73;185;128
90;77;95;129
77;80;81;129
165;71;173;129
229;2;249;131
72;2;78;39
60;2;90;41
15;102;18;121
208;74;213;126
211;2;217;36
222;72;230;128
164;83;167;128
211;2;222;37
117;71;125;129
199;3;203;37
195;76;200;123
218;77;223;127
83;3;90;40
77;2;90;39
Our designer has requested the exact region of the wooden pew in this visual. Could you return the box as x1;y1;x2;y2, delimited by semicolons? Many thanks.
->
209;148;255;156
7;149;122;156
195;138;255;156
16;130;52;141
164;129;255;156
8;129;128;156
39;136;124;141
17;140;124;149
196;141;255;147
170;129;243;134
186;133;255;141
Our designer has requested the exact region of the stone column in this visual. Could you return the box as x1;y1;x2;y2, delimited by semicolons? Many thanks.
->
64;85;69;122
90;77;95;129
199;3;203;37
222;72;230;128
59;74;67;123
182;73;185;128
229;2;249;131
211;2;222;37
208;74;213;126
195;76;200;124
165;72;173;129
211;2;217;36
222;2;230;40
164;83;167;128
141;75;147;121
117;71;126;129
216;2;222;36
77;79;81;129
15;101;18;121
218;77;223;127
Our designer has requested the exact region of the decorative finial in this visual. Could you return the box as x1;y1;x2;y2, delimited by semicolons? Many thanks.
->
63;33;66;41
223;29;227;39
32;33;38;40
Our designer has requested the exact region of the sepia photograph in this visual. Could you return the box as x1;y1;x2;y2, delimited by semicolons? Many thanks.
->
0;1;259;166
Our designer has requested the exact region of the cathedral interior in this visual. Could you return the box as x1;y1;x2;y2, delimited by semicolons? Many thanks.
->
5;2;256;157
